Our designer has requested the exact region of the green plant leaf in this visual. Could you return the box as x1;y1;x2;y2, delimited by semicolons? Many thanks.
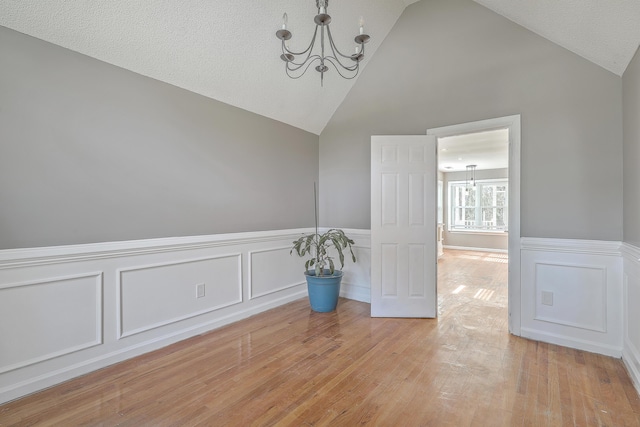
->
329;237;345;267
290;228;356;276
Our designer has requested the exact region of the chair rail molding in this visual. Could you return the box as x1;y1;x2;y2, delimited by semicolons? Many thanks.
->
0;229;313;270
521;237;623;256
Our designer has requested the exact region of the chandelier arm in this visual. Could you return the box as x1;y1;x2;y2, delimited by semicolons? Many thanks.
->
282;39;318;70
324;41;360;70
286;57;322;79
287;55;322;72
326;27;359;60
324;40;360;70
324;57;360;79
327;26;364;59
282;26;319;56
325;55;358;72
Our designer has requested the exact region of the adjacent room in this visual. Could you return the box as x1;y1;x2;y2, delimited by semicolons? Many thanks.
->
435;127;510;339
2;0;640;424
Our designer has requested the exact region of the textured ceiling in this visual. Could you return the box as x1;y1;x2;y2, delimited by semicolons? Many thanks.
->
438;129;508;172
473;0;640;76
0;0;410;135
1;0;639;135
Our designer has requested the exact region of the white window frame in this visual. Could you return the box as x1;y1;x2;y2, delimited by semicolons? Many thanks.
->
437;180;444;224
448;178;508;233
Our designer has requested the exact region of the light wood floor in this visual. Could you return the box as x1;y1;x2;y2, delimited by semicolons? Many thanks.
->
2;249;640;426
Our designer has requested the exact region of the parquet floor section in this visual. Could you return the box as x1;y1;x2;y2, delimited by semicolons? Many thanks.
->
1;249;640;426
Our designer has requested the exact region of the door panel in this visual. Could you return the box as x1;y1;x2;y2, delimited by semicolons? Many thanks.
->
371;135;437;318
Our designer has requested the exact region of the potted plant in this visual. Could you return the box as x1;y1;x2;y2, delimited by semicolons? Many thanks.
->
290;185;356;312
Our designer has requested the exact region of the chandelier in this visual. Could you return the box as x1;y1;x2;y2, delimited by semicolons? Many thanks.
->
466;165;477;189
275;0;371;86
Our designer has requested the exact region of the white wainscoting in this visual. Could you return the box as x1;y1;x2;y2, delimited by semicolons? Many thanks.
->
0;229;318;404
622;243;640;395
117;254;243;338
520;238;623;357
338;229;372;303
6;230;631;403
248;246;304;299
0;273;103;375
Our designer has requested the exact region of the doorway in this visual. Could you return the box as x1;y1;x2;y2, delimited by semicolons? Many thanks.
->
427;115;521;335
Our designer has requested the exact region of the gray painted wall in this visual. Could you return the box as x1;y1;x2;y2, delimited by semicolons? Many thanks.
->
623;45;640;247
0;27;319;249
319;0;623;241
443;168;508;250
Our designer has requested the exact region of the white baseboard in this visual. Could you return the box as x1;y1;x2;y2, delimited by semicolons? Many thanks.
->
443;245;508;253
623;340;640;397
341;282;371;303
520;327;622;358
622;242;640;397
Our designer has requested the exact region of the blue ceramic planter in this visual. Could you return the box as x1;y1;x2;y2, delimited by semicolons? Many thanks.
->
304;270;343;312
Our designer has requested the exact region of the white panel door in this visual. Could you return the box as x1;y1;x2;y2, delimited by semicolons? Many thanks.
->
371;135;437;317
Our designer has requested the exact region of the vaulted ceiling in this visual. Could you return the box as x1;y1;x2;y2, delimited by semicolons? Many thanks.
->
2;0;640;135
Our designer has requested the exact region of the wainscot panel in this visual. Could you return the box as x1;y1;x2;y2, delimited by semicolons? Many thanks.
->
0;229;313;404
339;230;372;303
249;246;305;299
0;273;102;374
118;255;243;338
533;262;607;332
622;243;640;396
521;238;623;357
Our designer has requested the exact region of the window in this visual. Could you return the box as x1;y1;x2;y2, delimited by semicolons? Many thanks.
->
448;179;508;232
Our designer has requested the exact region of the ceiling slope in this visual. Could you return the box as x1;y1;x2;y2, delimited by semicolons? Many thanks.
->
0;0;407;135
473;0;640;76
1;0;639;134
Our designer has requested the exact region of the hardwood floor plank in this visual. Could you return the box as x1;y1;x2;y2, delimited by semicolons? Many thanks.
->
2;249;639;426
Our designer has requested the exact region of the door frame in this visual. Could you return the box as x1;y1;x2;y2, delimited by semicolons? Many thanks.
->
427;114;521;336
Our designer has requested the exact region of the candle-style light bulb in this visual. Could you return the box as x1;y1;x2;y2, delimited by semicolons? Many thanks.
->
355;45;361;54
319;0;327;14
282;13;288;30
359;16;365;34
